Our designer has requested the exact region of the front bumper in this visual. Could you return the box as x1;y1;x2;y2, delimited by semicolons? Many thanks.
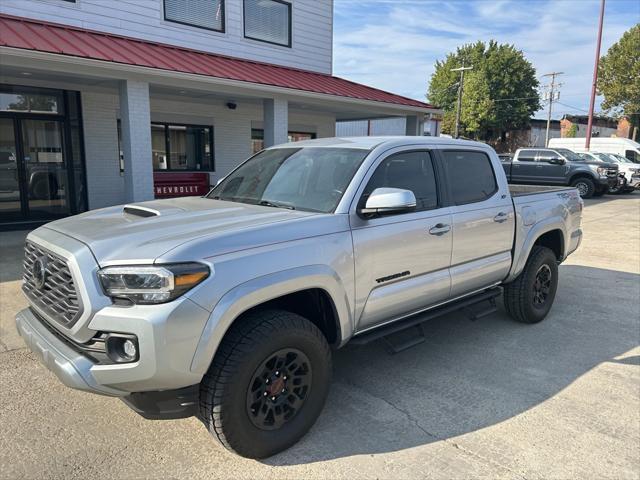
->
15;308;125;396
628;174;640;189
16;296;211;396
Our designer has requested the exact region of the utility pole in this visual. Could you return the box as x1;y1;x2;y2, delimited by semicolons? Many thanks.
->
586;0;606;150
542;72;563;147
451;63;473;138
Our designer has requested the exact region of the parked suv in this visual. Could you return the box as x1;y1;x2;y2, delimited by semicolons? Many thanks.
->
501;147;619;198
16;137;583;458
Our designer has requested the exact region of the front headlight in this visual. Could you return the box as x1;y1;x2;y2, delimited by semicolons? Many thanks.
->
98;263;209;304
596;166;608;175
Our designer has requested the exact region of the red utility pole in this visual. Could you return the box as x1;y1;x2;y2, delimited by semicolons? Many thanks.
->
585;0;605;150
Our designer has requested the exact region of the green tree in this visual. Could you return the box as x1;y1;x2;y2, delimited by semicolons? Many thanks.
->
598;24;640;132
427;40;540;141
565;123;578;138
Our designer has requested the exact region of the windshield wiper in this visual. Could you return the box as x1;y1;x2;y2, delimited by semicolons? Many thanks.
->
259;200;296;210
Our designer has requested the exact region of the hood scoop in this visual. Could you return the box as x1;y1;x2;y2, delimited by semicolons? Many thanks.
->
123;205;160;218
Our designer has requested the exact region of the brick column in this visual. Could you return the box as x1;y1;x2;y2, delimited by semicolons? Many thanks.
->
405;115;422;136
119;80;153;202
263;98;288;147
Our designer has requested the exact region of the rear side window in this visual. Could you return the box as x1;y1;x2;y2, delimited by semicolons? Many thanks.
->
362;151;438;212
441;150;498;205
518;149;537;161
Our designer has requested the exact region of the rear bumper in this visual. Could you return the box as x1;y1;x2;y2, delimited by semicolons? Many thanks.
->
15;308;126;396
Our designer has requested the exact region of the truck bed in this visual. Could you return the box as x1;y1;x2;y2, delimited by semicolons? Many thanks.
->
509;184;576;197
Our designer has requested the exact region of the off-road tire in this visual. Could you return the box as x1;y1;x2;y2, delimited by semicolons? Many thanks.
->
503;246;558;324
571;177;595;198
199;309;332;459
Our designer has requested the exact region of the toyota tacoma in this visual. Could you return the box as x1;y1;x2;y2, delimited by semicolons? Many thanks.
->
16;137;583;458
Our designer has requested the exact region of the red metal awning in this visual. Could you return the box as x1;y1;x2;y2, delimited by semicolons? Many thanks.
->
0;13;434;110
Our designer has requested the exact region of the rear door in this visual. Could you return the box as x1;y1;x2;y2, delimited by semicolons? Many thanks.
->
439;148;515;298
512;149;539;183
351;149;452;332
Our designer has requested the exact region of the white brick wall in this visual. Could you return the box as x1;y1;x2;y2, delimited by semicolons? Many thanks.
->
81;91;125;209
119;80;154;202
83;92;335;207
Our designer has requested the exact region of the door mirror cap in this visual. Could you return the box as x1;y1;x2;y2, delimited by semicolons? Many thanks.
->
548;157;565;165
359;188;417;215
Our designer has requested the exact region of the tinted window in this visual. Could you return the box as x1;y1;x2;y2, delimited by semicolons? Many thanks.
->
164;0;224;32
362;151;438;212
442;150;498;205
625;150;640;163
244;0;291;47
518;149;537;162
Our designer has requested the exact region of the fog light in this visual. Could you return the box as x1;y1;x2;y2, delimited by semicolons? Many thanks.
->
105;334;139;363
123;339;137;358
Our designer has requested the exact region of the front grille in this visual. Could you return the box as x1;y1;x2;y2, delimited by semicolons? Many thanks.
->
23;241;82;328
606;168;618;177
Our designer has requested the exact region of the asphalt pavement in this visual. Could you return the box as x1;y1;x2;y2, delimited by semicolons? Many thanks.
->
1;194;638;479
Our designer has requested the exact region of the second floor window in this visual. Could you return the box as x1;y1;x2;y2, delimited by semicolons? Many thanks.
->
244;0;291;47
164;0;225;32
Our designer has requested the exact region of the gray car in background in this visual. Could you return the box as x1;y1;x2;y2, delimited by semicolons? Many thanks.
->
16;137;583;458
501;147;620;198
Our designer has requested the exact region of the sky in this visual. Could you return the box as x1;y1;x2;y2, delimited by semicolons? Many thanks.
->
332;0;640;119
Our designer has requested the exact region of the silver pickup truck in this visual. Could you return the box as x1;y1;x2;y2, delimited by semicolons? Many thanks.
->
16;137;583;458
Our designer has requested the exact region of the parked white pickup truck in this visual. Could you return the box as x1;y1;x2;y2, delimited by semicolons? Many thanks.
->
16;137;583;458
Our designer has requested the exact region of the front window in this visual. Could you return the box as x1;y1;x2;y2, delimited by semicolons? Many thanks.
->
553;148;583;161
209;147;369;213
243;0;291;47
625;150;640;163
164;0;224;32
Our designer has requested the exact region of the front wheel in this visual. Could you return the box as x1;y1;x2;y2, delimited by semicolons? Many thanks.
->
503;246;559;324
571;177;595;198
199;309;332;459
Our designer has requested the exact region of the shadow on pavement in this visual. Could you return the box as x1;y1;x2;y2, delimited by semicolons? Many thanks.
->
265;264;639;465
0;230;28;283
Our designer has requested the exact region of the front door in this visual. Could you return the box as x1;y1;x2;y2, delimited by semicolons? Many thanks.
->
351;149;452;332
511;148;539;183
536;150;568;184
0;117;70;224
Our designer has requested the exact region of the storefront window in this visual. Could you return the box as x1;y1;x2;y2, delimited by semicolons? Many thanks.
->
251;129;316;154
0;89;62;114
118;121;214;172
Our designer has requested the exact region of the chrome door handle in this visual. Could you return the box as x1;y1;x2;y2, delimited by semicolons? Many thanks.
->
494;212;509;223
429;223;451;236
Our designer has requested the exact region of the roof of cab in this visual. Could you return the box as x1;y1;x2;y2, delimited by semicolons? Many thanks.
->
266;136;489;150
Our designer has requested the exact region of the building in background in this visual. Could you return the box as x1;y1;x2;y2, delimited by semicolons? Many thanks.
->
0;0;440;228
336;113;441;137
560;115;619;139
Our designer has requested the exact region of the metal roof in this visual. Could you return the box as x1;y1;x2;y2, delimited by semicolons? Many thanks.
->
0;14;435;110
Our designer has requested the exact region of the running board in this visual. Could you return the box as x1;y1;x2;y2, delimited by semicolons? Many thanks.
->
350;287;502;354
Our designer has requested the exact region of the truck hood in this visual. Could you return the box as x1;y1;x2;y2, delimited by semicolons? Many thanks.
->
43;197;327;264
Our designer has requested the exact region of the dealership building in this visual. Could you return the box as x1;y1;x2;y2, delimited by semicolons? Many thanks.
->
0;0;439;229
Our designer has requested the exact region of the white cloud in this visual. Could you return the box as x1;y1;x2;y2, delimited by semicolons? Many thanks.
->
333;0;639;118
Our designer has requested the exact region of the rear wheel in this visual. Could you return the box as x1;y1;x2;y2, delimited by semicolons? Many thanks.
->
571;177;595;198
503;246;558;324
199;309;332;459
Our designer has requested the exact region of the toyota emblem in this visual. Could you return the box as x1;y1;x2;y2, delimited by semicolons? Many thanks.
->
32;256;48;290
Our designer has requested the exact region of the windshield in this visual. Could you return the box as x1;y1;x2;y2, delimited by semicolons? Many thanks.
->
208;147;369;213
554;148;583;161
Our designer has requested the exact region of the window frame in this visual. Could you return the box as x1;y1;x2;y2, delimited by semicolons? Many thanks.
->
517;149;539;162
357;149;442;216
117;120;215;173
243;0;292;48
439;149;499;206
163;0;226;33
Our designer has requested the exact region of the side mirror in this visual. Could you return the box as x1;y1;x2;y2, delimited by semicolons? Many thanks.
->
358;188;417;216
548;157;565;165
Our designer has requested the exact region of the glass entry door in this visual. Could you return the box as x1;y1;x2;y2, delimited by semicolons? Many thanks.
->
0;117;70;224
0;118;21;218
